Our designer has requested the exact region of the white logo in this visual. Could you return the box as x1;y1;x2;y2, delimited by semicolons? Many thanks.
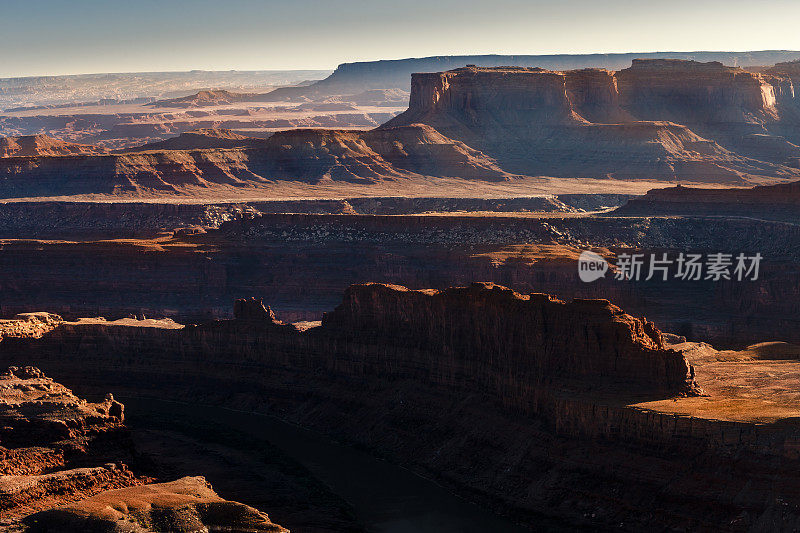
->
578;251;608;282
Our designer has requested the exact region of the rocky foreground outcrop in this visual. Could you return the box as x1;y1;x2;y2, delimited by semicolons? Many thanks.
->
0;365;135;523
22;477;288;533
0;365;287;532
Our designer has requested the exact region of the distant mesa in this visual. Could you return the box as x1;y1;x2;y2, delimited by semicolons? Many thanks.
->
0;134;108;157
613;179;800;222
3;59;800;197
125;128;269;151
382;61;800;183
147;89;263;108
309;51;800;94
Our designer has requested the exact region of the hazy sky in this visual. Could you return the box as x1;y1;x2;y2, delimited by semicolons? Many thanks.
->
2;0;799;77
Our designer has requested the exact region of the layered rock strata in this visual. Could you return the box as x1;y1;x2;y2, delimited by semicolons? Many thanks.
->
3;286;800;529
0;363;288;531
613;180;800;221
4;60;800;197
3;211;800;347
0;135;108;158
384;63;800;181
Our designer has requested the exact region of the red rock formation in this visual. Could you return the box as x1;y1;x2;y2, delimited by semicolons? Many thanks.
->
383;64;799;182
614;180;800;220
124;128;268;152
322;283;697;394
0;135;108;158
23;476;288;532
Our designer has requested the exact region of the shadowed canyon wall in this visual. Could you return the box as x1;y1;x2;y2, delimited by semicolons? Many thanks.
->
3;285;800;530
2;212;800;347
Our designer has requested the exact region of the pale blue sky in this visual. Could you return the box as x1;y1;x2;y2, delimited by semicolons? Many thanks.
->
2;0;799;77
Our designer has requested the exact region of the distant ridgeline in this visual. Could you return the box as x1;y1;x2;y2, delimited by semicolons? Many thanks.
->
312;51;800;92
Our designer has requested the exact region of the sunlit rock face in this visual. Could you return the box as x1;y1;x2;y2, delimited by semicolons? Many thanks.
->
615;59;779;123
384;63;800;182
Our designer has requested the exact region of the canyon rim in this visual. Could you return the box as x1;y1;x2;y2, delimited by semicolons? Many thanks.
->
3;1;800;531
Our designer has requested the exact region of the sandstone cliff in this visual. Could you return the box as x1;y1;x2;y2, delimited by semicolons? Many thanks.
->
616;59;779;124
322;283;697;394
383;64;800;182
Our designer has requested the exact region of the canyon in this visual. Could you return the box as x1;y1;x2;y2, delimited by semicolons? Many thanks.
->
2;285;800;530
4;50;800;532
2;204;799;347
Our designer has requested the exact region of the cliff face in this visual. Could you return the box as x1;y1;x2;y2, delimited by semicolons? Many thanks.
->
564;68;629;123
384;63;800;182
614;180;800;220
616;59;779;124
0;362;289;531
323;283;696;394
404;67;581;128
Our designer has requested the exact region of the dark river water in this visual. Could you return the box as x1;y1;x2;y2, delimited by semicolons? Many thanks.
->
122;397;558;533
